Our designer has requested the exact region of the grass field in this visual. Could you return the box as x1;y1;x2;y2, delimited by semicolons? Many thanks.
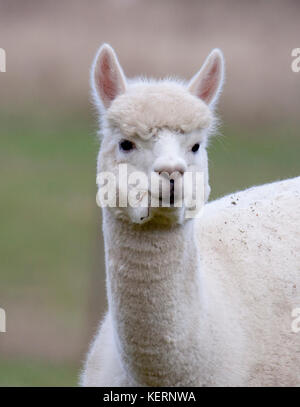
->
0;359;78;387
1;112;299;386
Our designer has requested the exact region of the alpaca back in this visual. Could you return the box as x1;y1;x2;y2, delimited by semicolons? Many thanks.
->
197;176;300;385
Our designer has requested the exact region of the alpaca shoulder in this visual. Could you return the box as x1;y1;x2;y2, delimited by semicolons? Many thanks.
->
80;313;133;387
197;176;300;251
196;176;300;313
194;177;300;386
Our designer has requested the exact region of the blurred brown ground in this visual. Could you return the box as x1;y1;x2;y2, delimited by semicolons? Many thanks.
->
0;0;300;123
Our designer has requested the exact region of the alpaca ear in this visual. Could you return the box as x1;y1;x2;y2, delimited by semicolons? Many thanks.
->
188;49;224;107
92;44;127;109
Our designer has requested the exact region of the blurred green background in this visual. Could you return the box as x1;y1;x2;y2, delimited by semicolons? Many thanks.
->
0;0;299;386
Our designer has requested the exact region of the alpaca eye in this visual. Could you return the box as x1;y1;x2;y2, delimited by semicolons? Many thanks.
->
191;143;200;153
119;140;135;151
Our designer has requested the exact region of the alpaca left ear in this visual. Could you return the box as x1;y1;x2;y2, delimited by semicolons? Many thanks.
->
91;44;127;110
188;49;224;107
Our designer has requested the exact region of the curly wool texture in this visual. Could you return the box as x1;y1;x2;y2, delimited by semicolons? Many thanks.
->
106;81;212;139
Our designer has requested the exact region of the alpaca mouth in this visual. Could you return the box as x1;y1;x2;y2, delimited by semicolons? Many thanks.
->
158;179;175;207
170;179;175;206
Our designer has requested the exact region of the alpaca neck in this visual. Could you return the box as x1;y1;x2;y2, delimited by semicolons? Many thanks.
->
103;209;207;386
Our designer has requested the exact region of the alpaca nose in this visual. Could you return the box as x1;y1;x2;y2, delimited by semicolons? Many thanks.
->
153;157;187;177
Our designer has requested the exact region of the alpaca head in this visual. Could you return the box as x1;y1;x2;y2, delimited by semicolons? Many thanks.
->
92;44;224;225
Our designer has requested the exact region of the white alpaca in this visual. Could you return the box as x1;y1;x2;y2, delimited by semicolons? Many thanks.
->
81;44;300;386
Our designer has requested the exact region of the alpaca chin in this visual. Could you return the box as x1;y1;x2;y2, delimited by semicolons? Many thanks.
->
114;205;186;226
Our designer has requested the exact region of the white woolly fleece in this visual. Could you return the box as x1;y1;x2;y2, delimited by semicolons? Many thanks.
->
107;81;213;139
81;44;300;386
81;177;300;386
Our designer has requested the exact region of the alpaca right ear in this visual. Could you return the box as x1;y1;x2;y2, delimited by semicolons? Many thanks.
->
188;49;224;107
91;44;127;109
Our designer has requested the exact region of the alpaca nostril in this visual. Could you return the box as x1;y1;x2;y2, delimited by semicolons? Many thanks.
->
158;170;183;180
153;157;187;177
156;167;186;177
